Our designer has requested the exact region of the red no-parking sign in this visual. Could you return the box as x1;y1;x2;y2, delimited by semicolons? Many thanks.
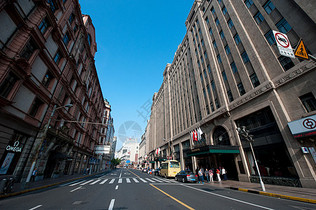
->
273;30;295;58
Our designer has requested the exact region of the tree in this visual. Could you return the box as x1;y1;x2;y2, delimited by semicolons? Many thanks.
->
111;158;121;168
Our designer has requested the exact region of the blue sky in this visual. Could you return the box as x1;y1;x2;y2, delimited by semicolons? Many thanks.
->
79;0;194;150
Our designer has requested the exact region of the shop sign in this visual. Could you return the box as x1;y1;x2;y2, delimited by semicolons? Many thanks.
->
6;141;22;153
288;115;316;138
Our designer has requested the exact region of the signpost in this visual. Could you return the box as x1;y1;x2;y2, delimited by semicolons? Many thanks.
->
273;30;295;58
294;39;309;60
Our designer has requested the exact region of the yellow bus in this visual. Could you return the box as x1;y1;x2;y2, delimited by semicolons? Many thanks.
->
159;160;181;178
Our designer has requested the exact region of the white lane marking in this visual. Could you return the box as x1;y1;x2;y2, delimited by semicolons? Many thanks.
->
126;178;131;183
133;178;139;183
119;170;122;178
29;205;42;210
70;186;82;192
145;178;155;183
118;178;122;183
139;178;147;183
69;180;85;186
100;179;108;184
183;185;275;210
115;185;119;190
108;199;115;210
151;178;163;183
80;180;94;185
109;179;115;184
90;179;101;185
156;178;170;182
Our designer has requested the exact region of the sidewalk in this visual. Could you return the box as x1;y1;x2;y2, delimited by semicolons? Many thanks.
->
0;170;111;199
208;180;316;204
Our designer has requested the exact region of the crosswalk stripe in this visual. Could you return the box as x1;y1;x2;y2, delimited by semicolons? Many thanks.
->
133;178;139;183
151;178;163;183
156;178;170;182
80;180;94;185
139;178;147;183
90;179;101;185
100;179;108;184
126;178;131;183
109;179;115;184
118;178;122;183
69;180;85;186
145;178;155;183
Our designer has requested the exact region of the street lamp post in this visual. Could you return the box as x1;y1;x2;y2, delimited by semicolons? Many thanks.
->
26;104;72;182
237;126;266;192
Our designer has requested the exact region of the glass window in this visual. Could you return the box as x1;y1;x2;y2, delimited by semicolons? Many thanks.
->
254;12;264;24
264;0;275;14
87;34;92;46
204;51;208;59
0;72;18;98
209;27;213;36
237;83;246;95
207;65;212;74
278;56;294;71
231;62;238;73
213;40;217;49
211;7;215;15
225;45;231;55
205;17;209;24
63;32;70;46
217;54;222;63
54;50;62;64
227;90;234;102
68;13;75;24
220;31;225;39
38;17;50;34
42;70;54;88
244;0;253;8
250;73;260;87
222;7;227;15
241;51;250;63
299;93;316;112
47;0;59;13
227;19;234;28
276;18;292;34
20;39;37;60
222;71;227;81
29;98;43;117
265;30;275;45
215;18;220;26
234;34;241;45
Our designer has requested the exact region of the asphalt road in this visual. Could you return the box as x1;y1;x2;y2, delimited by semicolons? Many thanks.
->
0;168;315;209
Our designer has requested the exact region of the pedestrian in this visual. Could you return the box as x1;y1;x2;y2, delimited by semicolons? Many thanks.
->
205;169;210;183
222;167;227;180
216;168;221;182
198;169;204;184
31;167;38;182
209;169;214;182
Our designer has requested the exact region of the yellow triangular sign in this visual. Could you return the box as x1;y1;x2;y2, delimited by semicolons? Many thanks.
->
294;39;309;60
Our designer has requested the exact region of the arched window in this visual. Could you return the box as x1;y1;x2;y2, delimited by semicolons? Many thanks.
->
213;126;230;145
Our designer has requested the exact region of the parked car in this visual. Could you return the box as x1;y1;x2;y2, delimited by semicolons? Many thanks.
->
175;170;198;183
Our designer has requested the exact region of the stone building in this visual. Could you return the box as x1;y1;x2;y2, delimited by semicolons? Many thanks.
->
0;0;108;182
147;0;316;188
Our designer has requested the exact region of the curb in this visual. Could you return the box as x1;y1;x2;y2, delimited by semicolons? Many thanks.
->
0;171;110;199
228;187;316;204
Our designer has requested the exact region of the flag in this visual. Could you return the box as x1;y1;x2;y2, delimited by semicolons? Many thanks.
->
156;148;158;155
193;130;198;141
198;127;203;141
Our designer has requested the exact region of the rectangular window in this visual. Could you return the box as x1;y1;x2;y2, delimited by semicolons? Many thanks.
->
211;7;215;15
234;34;241;45
244;0;253;8
227;90;234;102
215;18;220;26
237;83;246;95
241;51;250;63
227;19;234;29
215;98;220;109
222;7;227;15
0;72;18;98
222;71;227;81
42;70;54;88
217;54;222;63
264;30;275;45
250;73;260;87
225;45;231;55
47;0;58;13
263;0;275;14
54;50;62;64
29;98;43;117
209;27;213;36
204;51;208;59
299;93;316;112
231;62;238;73
210;102;215;112
220;31;225;39
207;65;212;74
205;17;209;24
38;17;50;34
68;13;75;24
254;12;264;24
63;32;70;46
213;40;217;49
278;56;294;71
276;18;292;34
20;39;37;60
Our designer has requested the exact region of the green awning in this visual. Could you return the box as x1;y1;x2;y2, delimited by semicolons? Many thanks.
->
150;161;155;163
188;145;240;157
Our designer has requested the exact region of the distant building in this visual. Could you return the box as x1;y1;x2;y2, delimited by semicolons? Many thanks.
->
147;0;316;188
116;138;139;165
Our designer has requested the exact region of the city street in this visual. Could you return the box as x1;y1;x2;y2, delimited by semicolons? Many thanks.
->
0;168;315;210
